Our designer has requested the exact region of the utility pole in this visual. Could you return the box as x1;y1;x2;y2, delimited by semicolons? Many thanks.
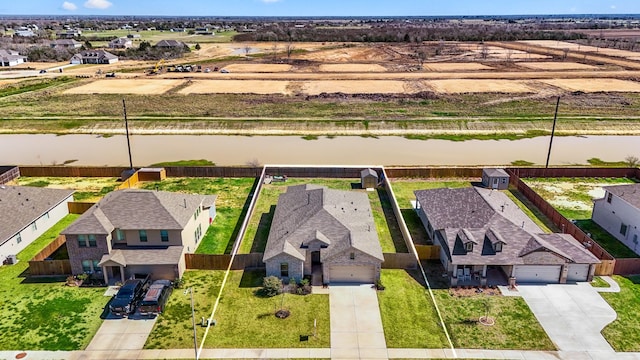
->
122;99;133;171
185;287;198;360
545;97;560;169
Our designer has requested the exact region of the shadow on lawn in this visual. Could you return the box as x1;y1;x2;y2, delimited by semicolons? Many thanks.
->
224;177;260;254
240;268;266;288
250;205;276;253
376;187;409;253
406;260;450;290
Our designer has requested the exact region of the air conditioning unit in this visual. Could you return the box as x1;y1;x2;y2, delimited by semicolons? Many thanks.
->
5;255;17;265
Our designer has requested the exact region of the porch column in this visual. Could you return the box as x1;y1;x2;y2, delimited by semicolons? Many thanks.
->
482;265;487;277
451;264;458;286
120;266;125;283
102;267;108;285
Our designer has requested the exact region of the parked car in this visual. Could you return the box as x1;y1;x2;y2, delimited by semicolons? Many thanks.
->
39;69;47;73
109;274;150;316
138;280;173;316
220;68;229;73
105;72;116;78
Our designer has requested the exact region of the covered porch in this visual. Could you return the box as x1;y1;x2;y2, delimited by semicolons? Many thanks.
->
450;264;511;287
98;246;184;285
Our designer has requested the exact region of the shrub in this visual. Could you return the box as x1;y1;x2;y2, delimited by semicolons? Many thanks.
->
262;276;282;297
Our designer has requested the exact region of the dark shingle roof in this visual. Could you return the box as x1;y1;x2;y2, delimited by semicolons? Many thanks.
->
62;189;216;235
483;168;509;177
264;184;383;262
604;183;640;209
98;246;183;267
156;40;185;48
0;186;74;244
360;168;378;178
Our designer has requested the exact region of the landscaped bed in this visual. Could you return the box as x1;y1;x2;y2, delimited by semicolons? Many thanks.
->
239;178;407;254
0;214;106;350
601;275;640;351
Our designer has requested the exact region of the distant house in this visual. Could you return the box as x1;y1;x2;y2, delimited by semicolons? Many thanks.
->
126;34;141;39
414;186;599;285
70;50;118;65
592;183;640;255
481;168;510;190
0;186;74;265
62;189;216;283
109;37;133;49
51;39;83;49
56;29;82;39
194;27;214;35
0;50;27;67
155;39;186;49
263;184;384;284
360;168;379;189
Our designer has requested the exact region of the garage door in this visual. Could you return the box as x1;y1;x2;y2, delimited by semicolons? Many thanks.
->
514;265;561;283
329;265;375;284
567;264;590;282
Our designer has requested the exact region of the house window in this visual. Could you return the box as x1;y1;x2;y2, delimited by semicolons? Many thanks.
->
494;242;503;252
82;260;92;273
115;229;125;242
31;222;37;231
607;193;613;203
161;230;169;242
78;234;87;247
350;252;355;260
92;260;101;272
139;230;147;242
501;178;507;184
620;223;628;236
465;242;473;252
280;263;289;277
88;234;96;247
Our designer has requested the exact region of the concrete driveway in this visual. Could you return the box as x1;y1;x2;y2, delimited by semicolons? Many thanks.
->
518;282;616;353
329;285;387;359
83;311;158;358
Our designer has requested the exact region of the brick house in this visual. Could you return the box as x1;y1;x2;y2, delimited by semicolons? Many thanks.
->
62;189;216;283
263;184;383;285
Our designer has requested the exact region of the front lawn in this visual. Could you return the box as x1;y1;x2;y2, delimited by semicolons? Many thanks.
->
0;214;106;350
239;178;405;254
601;275;640;351
140;177;256;254
146;269;330;349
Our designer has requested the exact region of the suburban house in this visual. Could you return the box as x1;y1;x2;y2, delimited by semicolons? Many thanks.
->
109;37;133;49
70;50;119;65
0;186;74;265
51;39;82;49
56;29;82;39
414;186;600;285
62;189;216;283
481;168;510;190
0;50;27;67
155;39;187;49
263;184;384;284
592;183;640;255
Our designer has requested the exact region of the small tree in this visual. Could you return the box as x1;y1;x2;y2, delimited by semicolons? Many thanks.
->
262;276;282;297
195;43;201;51
625;155;639;168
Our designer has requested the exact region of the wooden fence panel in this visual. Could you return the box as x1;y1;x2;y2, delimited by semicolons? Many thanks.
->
32;235;66;261
185;253;264;270
595;260;616;276
382;253;417;269
19;166;127;177
506;167;639;179
613;258;640;275
28;260;71;276
118;171;139;190
385;167;483;179
68;202;95;214
164;167;262;178
415;245;440;260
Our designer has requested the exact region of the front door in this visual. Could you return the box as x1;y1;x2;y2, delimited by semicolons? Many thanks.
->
311;251;321;265
492;178;499;189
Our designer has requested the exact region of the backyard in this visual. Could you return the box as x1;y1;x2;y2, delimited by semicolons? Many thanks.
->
0;215;106;350
145;269;330;349
239;178;407;254
14;176;119;202
524;177;639;258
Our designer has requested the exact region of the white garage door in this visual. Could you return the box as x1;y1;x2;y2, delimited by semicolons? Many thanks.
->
514;265;561;283
567;264;590;282
329;265;375;284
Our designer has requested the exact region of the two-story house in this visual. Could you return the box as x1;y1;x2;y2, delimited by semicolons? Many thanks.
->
62;189;216;284
592;183;640;255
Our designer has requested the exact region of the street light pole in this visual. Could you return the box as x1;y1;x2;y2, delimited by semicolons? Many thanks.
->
185;287;198;360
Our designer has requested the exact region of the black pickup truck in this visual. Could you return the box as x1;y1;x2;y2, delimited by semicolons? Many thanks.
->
109;274;150;316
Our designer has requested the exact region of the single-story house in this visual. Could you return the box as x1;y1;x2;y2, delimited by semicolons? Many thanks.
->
264;184;384;284
414;186;599;285
592;183;640;255
109;37;133;49
155;39;186;49
70;50;119;65
0;50;27;67
0;186;74;265
51;39;82;49
56;29;82;39
481;168;510;190
62;189;216;283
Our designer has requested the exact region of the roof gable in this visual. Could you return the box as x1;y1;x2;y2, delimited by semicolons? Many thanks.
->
604;183;640;209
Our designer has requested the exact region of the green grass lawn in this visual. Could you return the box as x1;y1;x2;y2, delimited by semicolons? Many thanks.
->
146;269;330;349
0;214;106;350
590;276;611;288
140;177;255;254
15;177;119;202
239;178;405;254
601;275;640;351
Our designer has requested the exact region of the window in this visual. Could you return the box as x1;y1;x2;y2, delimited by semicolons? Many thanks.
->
82;260;92;273
501;178;507;184
78;234;87;247
349;252;355;260
465;242;473;252
620;223;628;236
607;193;613;203
139;230;147;242
30;222;37;231
92;260;101;273
194;225;202;243
115;229;125;242
16;234;22;244
280;263;289;277
88;234;96;247
494;242;503;252
161;230;169;242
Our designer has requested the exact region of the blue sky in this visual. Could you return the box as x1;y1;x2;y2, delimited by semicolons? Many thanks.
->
1;0;639;17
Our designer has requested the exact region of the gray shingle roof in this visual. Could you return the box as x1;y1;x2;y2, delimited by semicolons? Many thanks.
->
361;168;378;178
264;184;383;262
604;183;640;209
156;40;185;48
415;186;599;266
0;186;74;245
62;189;216;235
75;50;118;60
98;246;183;267
483;168;509;177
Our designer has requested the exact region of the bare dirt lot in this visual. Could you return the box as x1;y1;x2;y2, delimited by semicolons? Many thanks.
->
318;64;387;72
423;63;493;71
302;80;410;95
64;79;185;94
179;80;292;94
517;62;599;70
540;78;640;93
222;64;293;72
519;40;640;60
427;79;536;93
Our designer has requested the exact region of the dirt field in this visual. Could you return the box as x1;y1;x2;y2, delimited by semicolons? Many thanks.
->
222;64;293;72
64;79;185;94
540;78;640;92
427;79;535;93
302;80;411;95
318;64;387;72
517;62;598;70
519;40;640;60
423;63;493;71
295;45;403;62
179;80;292;94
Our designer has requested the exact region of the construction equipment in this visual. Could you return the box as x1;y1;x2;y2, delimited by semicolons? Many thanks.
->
148;59;165;75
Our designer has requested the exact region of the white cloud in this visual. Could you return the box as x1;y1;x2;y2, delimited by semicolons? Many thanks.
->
611;5;617;9
260;0;282;3
62;1;77;10
84;0;113;9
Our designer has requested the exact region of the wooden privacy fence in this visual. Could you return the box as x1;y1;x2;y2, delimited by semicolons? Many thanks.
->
185;253;264;270
595;260;616;276
19;166;128;177
68;202;95;214
415;245;440;260
385;167;483;178
32;235;66;261
507;167;640;180
118;171;139;189
164;166;262;178
613;258;640;276
382;253;417;269
28;260;71;276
